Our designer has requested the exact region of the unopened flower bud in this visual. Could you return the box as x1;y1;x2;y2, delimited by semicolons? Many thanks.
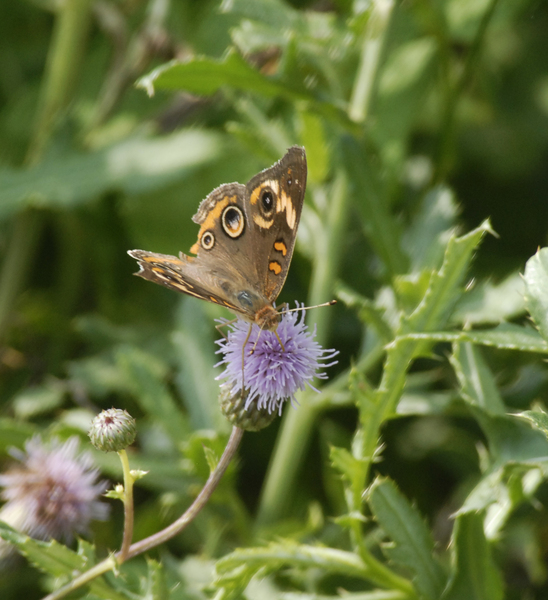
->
219;385;277;431
89;408;136;452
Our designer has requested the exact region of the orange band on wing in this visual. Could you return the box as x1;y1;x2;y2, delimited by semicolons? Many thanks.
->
190;196;235;254
269;261;282;275
274;241;287;256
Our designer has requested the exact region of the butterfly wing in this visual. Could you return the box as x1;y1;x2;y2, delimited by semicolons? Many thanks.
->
128;147;307;320
243;146;307;303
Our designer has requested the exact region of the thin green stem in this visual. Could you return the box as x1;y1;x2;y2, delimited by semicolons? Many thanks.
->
0;210;42;342
0;0;93;345
117;450;134;562
40;427;244;600
348;0;394;123
256;168;350;527
434;0;500;181
27;0;93;165
41;556;117;600
121;426;243;559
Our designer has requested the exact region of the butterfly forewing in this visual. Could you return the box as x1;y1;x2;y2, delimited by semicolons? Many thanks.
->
128;146;307;323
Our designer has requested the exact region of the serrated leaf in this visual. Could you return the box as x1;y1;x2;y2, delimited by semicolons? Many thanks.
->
519;408;548;440
456;412;548;537
524;248;548;341
472;409;548;467
0;522;125;600
452;272;525;325
330;445;368;510
145;558;169;600
368;478;446;600
403;221;492;335
203;446;219;472
216;542;370;582
402;186;459;271
451;343;505;415
398;323;548;354
336;284;394;342
443;513;503;600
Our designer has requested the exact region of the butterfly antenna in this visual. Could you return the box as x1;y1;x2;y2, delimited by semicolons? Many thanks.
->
280;300;337;314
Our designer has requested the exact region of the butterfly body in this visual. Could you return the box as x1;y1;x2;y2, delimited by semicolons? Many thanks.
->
129;146;307;330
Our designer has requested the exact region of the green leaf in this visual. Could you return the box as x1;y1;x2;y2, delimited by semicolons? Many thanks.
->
519;407;548;440
474;411;548;468
12;377;66;419
368;478;446;600
145;558;169;600
341;136;408;277
456;412;548;537
402;186;460;271
456;464;545;539
354;222;491;485
375;37;437;146
330;445;368;505
220;0;300;30
216;542;371;584
452;272;525;325
115;345;189;445
0;130;221;221
172;298;225;431
0;418;37;453
403;221;492;335
524;248;548;341
336;284;394;342
0;522;126;600
443;513;503;600
451;343;506;414
137;50;308;101
398;323;548;354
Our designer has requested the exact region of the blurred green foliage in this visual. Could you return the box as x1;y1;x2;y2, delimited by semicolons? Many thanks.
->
1;0;548;598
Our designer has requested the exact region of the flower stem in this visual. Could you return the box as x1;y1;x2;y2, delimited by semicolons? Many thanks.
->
348;0;395;123
257;168;349;527
41;556;117;600
121;425;243;558
0;0;93;345
117;450;134;562
434;0;500;181
27;0;93;165
40;426;244;600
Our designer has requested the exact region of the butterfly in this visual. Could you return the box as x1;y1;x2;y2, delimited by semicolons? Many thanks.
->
128;147;307;335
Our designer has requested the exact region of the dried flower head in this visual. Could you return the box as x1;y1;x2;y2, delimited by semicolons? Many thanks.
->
215;307;338;415
0;436;108;542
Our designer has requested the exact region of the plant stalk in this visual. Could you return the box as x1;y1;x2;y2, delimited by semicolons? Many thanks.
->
41;426;244;600
118;450;134;562
257;169;349;527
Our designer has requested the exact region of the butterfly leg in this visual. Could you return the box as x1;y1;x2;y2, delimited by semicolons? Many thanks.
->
215;318;238;341
241;324;253;392
274;330;286;352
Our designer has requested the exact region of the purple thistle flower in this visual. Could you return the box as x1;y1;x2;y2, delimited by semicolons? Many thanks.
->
0;436;109;543
215;307;338;415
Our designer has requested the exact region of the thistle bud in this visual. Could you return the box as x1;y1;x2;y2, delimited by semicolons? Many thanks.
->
89;408;136;452
219;385;277;431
